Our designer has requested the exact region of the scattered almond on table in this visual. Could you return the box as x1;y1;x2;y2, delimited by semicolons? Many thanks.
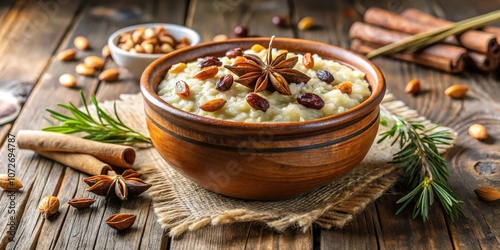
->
75;63;96;76
74;36;91;50
212;34;229;42
59;73;77;87
405;79;421;94
83;56;105;70
98;69;120;82
445;84;468;99
57;49;76;61
0;174;23;191
101;44;111;58
298;17;315;30
468;123;488;140
474;186;500;201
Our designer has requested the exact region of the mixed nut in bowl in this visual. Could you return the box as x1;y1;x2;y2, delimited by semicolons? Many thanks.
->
140;37;385;200
108;23;201;78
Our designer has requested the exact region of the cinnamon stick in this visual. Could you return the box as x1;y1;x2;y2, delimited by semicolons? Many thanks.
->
363;7;458;45
35;150;111;176
467;52;493;72
349;22;466;72
17;130;136;168
350;39;464;73
483;26;500;37
400;8;499;54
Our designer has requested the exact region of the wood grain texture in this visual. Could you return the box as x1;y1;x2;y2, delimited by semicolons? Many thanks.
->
0;0;188;249
171;222;312;250
320;205;380;249
0;0;82;89
1;0;500;249
187;0;293;42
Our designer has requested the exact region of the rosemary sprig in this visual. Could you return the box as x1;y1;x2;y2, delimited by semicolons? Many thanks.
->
367;9;500;59
378;106;464;221
43;91;151;144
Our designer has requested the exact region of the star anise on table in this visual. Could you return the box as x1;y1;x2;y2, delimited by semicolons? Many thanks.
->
83;169;152;201
224;36;311;95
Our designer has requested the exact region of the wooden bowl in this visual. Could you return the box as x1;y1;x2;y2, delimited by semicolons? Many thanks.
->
140;38;385;200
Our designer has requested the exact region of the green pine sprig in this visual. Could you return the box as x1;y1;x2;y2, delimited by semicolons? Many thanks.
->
43;91;151;144
378;107;464;221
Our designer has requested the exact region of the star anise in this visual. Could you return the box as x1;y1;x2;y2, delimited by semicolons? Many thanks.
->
83;169;152;201
224;36;310;95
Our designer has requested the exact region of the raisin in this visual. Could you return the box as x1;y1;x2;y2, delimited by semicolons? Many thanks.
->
199;56;222;68
234;25;249;37
246;93;270;112
272;16;288;27
316;70;334;83
226;48;244;59
297;93;324;109
215;75;234;92
175;81;190;98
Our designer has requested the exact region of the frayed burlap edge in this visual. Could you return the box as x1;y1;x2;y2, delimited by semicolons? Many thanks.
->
96;93;455;237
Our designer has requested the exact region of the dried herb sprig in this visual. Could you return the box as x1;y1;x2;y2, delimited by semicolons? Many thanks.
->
378;106;464;221
43;91;151;144
367;9;500;59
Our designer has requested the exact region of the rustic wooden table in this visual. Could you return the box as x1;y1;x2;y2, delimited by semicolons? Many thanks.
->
1;0;499;249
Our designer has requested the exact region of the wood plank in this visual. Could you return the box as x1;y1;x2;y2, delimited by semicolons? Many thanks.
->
0;0;16;25
171;223;312;250
320;205;380;249
0;0;82;90
1;0;189;248
429;1;500;249
187;0;293;42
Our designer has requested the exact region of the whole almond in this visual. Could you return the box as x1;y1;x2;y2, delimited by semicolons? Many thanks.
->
102;45;111;58
212;34;229;42
106;213;137;231
59;74;77;87
142;43;154;54
474;186;500;201
68;198;96;209
39;196;59;219
405;79;421;94
298;17;315;30
98;69;120;82
75;63;96;76
199;98;227;112
468;124;488;140
194;65;218;80
302;53;314;69
0;174;23;191
445;84;468;99
84;56;105;70
57;49;76;61
74;36;90;50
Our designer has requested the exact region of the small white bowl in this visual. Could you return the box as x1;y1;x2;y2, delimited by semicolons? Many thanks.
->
108;23;201;78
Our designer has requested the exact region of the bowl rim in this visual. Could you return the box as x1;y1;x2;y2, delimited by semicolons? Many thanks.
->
141;37;385;132
107;23;201;59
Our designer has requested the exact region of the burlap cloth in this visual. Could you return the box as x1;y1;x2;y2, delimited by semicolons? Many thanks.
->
96;93;455;237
